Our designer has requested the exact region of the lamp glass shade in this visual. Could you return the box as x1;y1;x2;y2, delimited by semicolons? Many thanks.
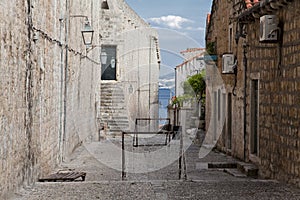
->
100;51;108;65
128;84;133;93
81;21;94;46
101;0;109;9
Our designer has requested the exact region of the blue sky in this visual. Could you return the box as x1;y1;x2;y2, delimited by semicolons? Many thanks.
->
126;0;211;46
125;0;212;77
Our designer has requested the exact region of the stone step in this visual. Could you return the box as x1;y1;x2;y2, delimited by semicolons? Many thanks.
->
100;98;125;102
108;123;129;128
107;118;129;122
101;90;122;93
100;114;126;118
208;162;237;169
100;82;129;135
223;168;247;178
101;90;124;94
99;113;128;117
100;107;126;110
108;126;130;131
101;92;124;98
100;99;125;103
237;162;259;178
100;106;126;110
100;104;126;108
106;131;123;136
101;97;125;101
101;83;121;87
202;161;258;178
101;87;124;91
106;120;129;124
108;129;129;133
110;116;129;119
107;117;129;121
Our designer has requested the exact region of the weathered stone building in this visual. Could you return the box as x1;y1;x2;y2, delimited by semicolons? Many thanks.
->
206;0;300;186
0;0;160;198
99;0;160;134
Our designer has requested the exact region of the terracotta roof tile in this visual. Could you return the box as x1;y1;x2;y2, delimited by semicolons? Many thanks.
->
176;52;205;68
180;48;205;54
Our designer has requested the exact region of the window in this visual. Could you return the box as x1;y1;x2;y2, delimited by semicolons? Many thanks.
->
217;89;221;121
227;93;232;150
251;80;259;155
228;24;233;52
101;45;117;80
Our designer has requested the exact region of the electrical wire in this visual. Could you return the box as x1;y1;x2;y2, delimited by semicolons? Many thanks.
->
31;26;100;65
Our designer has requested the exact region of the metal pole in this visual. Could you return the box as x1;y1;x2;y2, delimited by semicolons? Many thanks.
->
174;67;177;97
178;129;182;179
149;37;152;118
122;132;125;180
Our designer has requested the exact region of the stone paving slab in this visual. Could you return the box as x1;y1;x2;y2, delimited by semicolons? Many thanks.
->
10;137;300;200
12;179;300;200
12;182;156;200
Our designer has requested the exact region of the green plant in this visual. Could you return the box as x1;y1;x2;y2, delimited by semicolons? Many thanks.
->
206;42;216;55
183;70;206;101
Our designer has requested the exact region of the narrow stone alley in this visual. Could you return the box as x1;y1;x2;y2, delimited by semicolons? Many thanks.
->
11;132;300;200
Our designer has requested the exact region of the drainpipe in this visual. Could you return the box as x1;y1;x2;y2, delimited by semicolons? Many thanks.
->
243;41;248;161
59;11;64;163
62;0;70;161
25;0;34;184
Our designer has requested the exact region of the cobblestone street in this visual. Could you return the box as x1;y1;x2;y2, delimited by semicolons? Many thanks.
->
11;133;300;200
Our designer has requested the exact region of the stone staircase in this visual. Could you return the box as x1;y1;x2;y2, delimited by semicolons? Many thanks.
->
100;82;130;136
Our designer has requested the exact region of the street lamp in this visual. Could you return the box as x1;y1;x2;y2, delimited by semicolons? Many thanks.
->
70;15;94;46
81;18;94;46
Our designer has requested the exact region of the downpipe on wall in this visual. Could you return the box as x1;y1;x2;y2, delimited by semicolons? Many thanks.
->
243;41;248;161
25;0;35;186
62;0;70;162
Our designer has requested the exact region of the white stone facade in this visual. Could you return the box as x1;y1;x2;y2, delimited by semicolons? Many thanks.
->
175;48;206;96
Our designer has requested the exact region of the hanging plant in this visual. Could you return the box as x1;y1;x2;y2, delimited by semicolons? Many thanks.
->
206;41;216;55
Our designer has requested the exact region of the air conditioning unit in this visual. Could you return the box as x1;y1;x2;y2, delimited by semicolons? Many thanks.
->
260;15;279;42
222;54;235;74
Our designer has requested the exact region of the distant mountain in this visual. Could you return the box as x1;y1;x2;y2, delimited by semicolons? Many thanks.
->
159;74;175;94
159;71;174;80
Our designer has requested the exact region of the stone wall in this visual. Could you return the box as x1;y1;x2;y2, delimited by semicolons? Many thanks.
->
205;0;245;159
207;0;300;187
246;1;300;186
0;0;101;198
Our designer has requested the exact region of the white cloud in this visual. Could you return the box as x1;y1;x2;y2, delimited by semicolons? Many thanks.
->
148;15;193;29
